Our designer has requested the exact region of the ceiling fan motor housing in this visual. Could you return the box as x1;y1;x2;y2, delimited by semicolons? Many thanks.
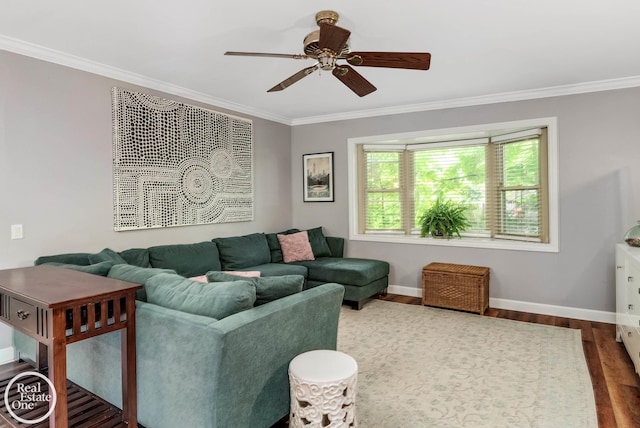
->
315;10;339;26
304;30;351;57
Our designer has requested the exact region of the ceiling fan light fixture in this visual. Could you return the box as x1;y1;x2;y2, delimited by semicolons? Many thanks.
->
317;50;336;71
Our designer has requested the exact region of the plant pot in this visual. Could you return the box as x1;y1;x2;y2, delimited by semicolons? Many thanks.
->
625;221;640;247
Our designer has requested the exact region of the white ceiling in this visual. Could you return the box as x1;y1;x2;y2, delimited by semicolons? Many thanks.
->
2;1;640;125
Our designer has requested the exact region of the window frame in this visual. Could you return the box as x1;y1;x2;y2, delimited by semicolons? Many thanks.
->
347;117;559;253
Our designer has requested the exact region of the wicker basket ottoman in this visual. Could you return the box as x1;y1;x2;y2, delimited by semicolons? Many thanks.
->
422;262;490;314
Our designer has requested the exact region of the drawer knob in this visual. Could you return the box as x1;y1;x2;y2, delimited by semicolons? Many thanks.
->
629;331;633;337
16;310;30;320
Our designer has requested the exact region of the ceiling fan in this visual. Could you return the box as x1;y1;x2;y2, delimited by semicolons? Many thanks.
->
224;10;432;97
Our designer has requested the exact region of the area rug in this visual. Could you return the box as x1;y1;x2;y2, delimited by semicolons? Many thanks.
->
336;300;597;428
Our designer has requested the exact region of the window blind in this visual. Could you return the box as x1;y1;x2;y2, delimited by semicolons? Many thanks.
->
361;149;406;232
489;128;548;242
411;143;487;234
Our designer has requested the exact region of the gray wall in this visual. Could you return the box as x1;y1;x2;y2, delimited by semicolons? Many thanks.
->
0;50;292;349
2;47;639;353
291;88;640;313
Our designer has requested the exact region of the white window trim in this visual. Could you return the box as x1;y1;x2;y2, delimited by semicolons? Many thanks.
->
347;117;559;253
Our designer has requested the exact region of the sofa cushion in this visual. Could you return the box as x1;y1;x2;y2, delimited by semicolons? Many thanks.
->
306;227;332;258
214;233;271;270
35;253;91;266
292;257;390;286
206;271;304;306
44;261;114;276
148;241;221;278
277;231;315;263
108;264;177;301
265;229;300;263
242;263;308;278
89;248;128;265
146;273;255;319
119;248;151;267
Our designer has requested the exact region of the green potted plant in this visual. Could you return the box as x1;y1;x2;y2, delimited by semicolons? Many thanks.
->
418;196;471;239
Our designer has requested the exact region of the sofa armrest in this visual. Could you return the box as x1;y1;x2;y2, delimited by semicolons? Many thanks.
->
66;282;345;428
326;236;344;258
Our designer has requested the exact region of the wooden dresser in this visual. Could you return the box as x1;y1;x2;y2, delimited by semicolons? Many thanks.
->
616;243;640;376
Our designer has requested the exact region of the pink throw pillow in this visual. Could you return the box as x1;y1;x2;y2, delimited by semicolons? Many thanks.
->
222;271;261;277
277;231;315;263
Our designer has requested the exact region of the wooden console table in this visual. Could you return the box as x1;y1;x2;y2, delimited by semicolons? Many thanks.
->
0;265;142;427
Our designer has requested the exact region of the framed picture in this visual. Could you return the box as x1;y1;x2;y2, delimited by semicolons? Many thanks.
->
303;152;334;202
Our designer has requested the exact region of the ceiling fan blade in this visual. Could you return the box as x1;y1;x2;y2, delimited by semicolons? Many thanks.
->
346;52;431;70
267;64;320;92
332;65;377;97
318;22;351;53
225;51;308;60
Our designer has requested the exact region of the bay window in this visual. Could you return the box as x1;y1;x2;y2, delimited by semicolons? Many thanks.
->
348;118;558;252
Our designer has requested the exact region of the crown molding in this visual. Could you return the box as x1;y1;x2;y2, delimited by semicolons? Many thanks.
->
290;75;640;125
0;35;291;125
3;35;640;127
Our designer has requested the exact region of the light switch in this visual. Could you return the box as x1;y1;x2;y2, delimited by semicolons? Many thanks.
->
11;224;23;240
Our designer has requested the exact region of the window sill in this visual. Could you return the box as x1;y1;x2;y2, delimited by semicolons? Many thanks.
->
349;233;559;253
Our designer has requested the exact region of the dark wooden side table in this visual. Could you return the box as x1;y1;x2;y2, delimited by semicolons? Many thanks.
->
0;265;142;427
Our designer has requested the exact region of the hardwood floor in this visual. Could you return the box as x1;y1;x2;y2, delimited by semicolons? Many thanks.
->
378;294;640;428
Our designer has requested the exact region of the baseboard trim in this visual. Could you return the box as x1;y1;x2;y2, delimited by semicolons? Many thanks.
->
388;284;423;298
0;347;15;365
387;285;616;323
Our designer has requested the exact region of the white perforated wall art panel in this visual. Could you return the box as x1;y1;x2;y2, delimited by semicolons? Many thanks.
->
112;87;253;231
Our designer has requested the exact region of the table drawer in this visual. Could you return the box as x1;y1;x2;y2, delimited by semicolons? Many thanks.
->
9;298;37;335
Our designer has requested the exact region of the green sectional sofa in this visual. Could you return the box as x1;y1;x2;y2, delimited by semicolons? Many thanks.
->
17;227;388;427
35;227;390;309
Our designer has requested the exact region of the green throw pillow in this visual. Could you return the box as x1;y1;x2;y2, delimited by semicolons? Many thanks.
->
306;227;332;258
88;248;128;265
145;273;256;319
206;271;304;306
119;248;151;267
108;264;177;301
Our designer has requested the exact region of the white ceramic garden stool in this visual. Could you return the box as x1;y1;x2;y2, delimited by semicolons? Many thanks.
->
288;349;358;428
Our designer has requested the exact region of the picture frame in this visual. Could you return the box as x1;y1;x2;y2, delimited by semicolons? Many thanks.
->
303;152;334;202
